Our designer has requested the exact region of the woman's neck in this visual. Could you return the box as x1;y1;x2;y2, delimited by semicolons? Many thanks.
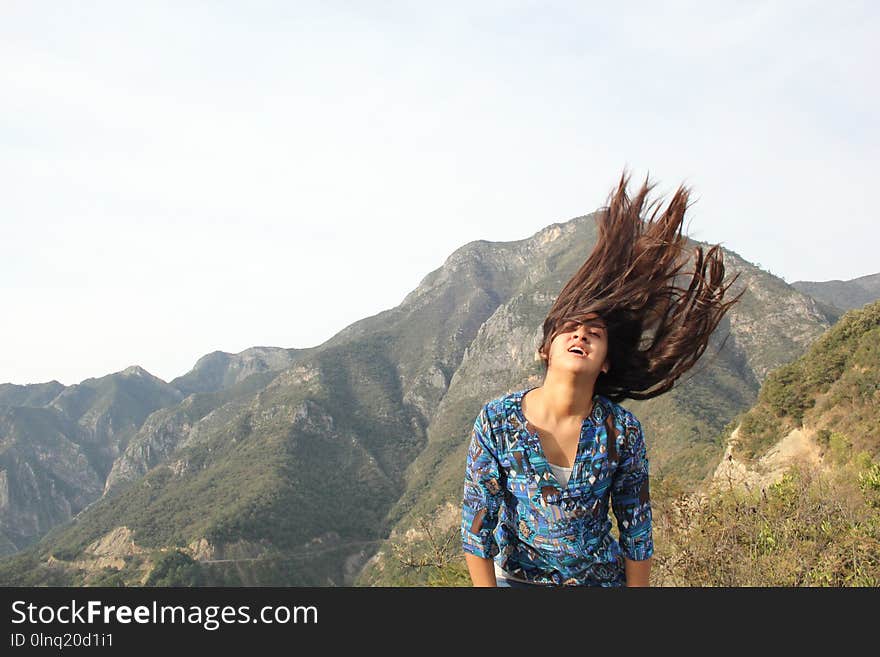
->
529;373;597;425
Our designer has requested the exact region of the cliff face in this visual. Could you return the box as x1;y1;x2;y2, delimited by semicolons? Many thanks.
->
0;366;185;556
711;425;826;493
720;251;835;382
0;406;100;554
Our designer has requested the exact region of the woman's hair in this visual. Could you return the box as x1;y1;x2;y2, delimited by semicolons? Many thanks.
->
537;169;746;402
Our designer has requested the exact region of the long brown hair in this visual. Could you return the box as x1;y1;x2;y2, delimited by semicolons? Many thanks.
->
537;169;746;402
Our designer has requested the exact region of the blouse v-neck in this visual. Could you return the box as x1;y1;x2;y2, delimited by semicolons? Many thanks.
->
515;386;600;491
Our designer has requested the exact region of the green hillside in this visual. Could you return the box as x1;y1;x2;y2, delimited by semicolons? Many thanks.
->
733;300;880;462
656;300;880;586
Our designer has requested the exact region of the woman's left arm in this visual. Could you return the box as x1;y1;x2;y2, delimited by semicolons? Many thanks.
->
610;416;655;586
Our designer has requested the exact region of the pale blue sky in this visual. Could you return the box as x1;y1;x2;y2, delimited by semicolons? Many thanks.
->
2;1;877;386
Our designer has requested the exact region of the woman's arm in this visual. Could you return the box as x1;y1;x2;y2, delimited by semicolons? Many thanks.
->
464;553;498;587
624;556;651;587
460;405;505;586
610;415;655;584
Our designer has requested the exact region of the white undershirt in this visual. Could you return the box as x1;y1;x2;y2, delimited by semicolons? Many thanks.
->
548;462;573;487
495;462;572;584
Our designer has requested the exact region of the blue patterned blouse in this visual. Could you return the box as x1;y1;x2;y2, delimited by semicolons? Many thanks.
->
460;387;654;586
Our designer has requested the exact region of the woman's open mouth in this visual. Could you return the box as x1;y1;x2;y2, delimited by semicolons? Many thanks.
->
567;347;587;358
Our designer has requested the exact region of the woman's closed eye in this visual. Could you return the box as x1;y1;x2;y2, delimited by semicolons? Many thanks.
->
557;320;606;340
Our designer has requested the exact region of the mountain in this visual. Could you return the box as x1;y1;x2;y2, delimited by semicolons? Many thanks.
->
791;272;880;313
0;366;183;555
0;380;65;410
0;213;844;586
169;346;311;396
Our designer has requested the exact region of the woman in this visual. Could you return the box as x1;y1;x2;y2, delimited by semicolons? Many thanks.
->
460;170;745;587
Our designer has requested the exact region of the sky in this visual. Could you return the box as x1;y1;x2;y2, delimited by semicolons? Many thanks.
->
2;1;877;386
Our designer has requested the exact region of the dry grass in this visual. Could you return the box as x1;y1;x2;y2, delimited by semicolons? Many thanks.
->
652;458;880;586
387;457;880;587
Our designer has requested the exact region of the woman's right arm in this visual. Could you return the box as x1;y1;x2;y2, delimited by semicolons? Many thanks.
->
460;404;504;587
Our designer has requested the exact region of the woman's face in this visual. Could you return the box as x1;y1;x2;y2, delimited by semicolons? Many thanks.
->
546;314;609;377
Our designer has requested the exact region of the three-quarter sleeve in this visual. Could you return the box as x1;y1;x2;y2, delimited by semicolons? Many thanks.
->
610;417;654;561
460;404;504;559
